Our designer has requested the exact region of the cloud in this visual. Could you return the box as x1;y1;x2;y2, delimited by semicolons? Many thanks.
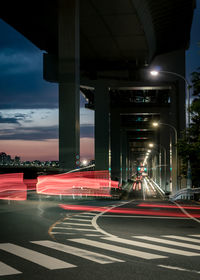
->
0;48;41;75
80;124;94;138
0;115;19;124
0;125;58;141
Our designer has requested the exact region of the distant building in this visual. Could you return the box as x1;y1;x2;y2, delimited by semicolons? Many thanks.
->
14;156;20;165
0;152;11;165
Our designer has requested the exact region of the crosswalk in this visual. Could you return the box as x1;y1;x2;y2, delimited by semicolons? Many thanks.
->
51;212;100;236
1;234;200;276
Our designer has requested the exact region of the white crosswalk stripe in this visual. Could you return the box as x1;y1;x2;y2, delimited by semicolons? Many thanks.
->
62;222;93;227
132;236;200;253
64;218;92;222
104;236;199;256
190;234;200;238
53;227;97;232
0;243;76;270
1;233;200;276
69;238;167;260
31;240;124;264
0;261;21;276
163;235;200;244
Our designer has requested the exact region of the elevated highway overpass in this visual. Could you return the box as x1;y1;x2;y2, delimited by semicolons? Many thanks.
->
0;0;196;194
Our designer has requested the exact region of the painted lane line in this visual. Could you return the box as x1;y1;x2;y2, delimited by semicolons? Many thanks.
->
80;213;98;216
158;264;200;274
91;201;134;238
85;234;105;237
163;235;200;244
99;215;190;219
69;238;167;260
104;236;199;257
62;222;93;227
0;261;21;276
53;227;97;232
190;234;200;238
66;218;92;222
31;240;124;264
132;236;200;253
0;243;75;270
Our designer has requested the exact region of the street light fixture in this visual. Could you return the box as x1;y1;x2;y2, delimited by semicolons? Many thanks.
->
152;121;177;192
82;159;88;166
149;143;154;148
147;142;167;190
150;70;192;189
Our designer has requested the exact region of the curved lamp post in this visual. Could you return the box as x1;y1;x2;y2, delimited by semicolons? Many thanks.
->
153;122;177;192
150;70;192;189
145;142;167;190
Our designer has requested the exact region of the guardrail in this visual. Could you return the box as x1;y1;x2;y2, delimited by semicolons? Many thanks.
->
170;188;200;201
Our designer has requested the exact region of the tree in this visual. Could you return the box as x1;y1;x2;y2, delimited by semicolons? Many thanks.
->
177;69;200;187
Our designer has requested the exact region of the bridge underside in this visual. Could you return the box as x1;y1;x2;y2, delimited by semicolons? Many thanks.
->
0;0;196;193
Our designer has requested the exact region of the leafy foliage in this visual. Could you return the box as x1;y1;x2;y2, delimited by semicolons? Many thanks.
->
177;69;200;187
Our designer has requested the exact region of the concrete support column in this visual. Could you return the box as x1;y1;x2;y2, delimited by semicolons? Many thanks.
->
127;144;131;180
58;0;80;170
160;145;167;191
160;114;171;192
121;130;128;182
156;153;160;184
95;84;109;171
110;109;121;181
170;85;178;193
152;155;156;182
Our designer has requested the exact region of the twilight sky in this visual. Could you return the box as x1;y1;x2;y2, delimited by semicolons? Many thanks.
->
0;1;199;162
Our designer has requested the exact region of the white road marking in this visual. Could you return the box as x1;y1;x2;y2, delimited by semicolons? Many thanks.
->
66;218;92;222
158;264;200;274
85;234;105;237
80;212;98;216
0;243;76;270
32;240;124;264
53;227;97;232
133;236;200;252
104;236;199;256
100;215;190;219
62;222;93;227
0;261;22;276
163;235;200;244
69;238;167;260
190;234;200;238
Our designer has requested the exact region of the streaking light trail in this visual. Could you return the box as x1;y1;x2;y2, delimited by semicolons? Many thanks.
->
59;204;200;218
37;171;120;198
0;173;27;200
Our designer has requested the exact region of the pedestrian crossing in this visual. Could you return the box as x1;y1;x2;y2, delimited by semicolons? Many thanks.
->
51;212;100;236
1;234;200;277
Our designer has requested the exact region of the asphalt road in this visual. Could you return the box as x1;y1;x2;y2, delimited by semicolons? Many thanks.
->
1;194;200;280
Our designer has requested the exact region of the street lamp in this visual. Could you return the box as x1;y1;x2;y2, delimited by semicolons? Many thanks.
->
82;159;88;166
147;142;166;190
152;121;177;192
149;143;154;148
150;70;192;189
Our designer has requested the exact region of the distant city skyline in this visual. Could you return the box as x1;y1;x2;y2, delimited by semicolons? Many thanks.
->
0;1;199;161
